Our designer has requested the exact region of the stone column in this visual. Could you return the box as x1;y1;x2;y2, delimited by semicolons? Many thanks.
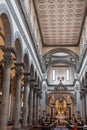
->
0;49;13;130
80;93;83;118
0;65;2;90
83;94;86;122
36;93;39;124
13;63;23;130
0;66;2;116
28;86;33;125
80;90;85;120
22;73;30;128
84;88;87;124
85;93;87;124
38;91;42;118
33;89;37;124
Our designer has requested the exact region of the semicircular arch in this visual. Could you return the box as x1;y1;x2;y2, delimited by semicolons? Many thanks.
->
43;48;79;60
30;63;35;79
14;34;23;62
46;59;76;72
23;49;30;72
0;4;13;47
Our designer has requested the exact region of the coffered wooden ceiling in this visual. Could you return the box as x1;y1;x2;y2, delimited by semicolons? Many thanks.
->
34;0;87;46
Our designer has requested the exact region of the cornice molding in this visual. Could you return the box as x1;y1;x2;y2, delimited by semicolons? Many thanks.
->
77;7;87;46
45;79;74;87
77;43;87;73
47;89;74;92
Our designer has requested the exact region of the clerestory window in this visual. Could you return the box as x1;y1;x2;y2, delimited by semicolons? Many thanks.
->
52;69;56;81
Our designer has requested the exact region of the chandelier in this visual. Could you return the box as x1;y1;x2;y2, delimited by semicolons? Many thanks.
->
54;77;68;92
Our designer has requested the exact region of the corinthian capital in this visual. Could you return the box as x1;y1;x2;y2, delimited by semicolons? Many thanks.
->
3;54;13;68
24;72;30;84
15;63;23;78
2;47;15;68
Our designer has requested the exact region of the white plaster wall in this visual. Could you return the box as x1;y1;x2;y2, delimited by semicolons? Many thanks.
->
47;66;74;85
42;46;80;56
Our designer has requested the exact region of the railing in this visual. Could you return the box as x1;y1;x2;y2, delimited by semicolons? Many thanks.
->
29;124;54;130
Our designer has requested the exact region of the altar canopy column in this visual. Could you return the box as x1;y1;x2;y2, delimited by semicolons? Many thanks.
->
13;63;23;130
0;48;13;130
22;73;30;127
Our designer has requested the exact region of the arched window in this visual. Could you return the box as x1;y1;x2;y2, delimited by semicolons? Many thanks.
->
52;69;56;81
66;69;70;81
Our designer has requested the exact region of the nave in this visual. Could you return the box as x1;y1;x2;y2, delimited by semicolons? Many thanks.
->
7;125;69;130
0;1;87;130
54;128;68;130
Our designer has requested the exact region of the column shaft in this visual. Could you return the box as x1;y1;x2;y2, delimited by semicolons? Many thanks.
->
28;87;33;124
84;94;87;124
13;64;23;130
82;96;85;121
22;85;29;127
0;52;13;130
33;90;37;124
36;94;39;124
86;94;87;124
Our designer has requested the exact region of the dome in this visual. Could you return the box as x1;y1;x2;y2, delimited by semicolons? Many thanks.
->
54;80;68;92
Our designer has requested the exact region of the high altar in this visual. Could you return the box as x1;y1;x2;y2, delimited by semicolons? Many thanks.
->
47;80;75;120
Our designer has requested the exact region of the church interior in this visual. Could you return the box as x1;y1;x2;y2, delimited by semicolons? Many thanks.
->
0;0;87;130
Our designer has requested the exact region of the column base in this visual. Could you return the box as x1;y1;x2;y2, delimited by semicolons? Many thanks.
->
21;122;28;128
12;128;21;130
12;125;21;130
21;126;28;129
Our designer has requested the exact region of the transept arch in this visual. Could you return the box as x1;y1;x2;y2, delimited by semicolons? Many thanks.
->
46;59;76;72
43;48;79;72
43;48;79;60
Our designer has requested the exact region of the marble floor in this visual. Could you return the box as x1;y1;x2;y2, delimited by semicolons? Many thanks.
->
7;125;69;130
54;128;68;130
7;125;29;130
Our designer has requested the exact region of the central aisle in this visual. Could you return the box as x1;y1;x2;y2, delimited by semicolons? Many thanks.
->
54;128;68;130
